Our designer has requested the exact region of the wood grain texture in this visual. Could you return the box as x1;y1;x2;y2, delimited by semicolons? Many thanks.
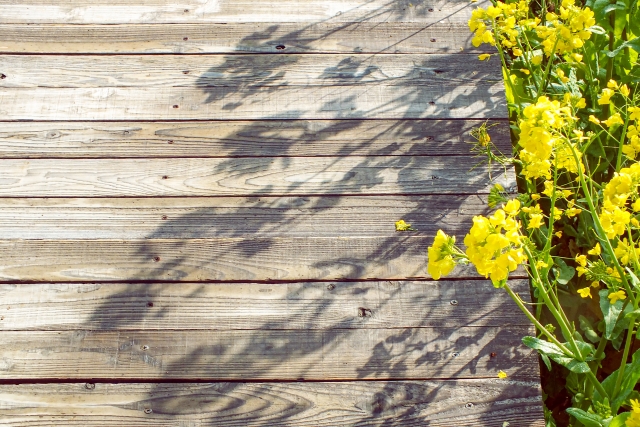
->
0;119;512;159
0;195;495;239
0;54;502;88
0;22;490;54
0;326;538;380
0;236;456;282
0;157;515;197
0;279;531;331
0;83;506;121
0;0;487;24
0;380;544;427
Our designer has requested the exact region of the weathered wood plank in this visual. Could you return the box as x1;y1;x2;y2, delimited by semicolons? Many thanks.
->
0;380;544;426
0;0;485;24
0;119;511;158
0;157;514;197
0;195;493;239
0;54;501;88
0;84;506;121
0;237;521;282
0;279;531;331
0;236;432;282
0;23;488;54
0;326;538;380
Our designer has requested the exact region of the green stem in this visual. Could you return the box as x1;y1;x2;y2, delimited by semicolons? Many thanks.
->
568;144;638;308
504;283;575;356
524;246;581;353
613;315;637;401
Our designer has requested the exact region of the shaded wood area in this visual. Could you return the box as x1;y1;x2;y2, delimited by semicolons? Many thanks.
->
0;0;543;425
0;381;544;427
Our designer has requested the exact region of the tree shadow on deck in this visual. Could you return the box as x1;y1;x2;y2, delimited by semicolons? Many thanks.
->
74;0;538;424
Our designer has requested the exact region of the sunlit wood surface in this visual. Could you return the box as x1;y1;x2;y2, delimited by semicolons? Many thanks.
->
0;0;544;425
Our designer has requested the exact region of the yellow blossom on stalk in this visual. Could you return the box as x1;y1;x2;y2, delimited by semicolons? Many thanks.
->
463;208;527;286
614;238;638;265
497;370;508;379
634;199;640;212
531;194;541;201
628;399;640;427
570;53;583;62
607;79;619;90
557;69;569;83
577;287;592;298
427;230;457;280
589;115;600;124
620;84;630;97
517;96;575;180
603;113;624;128
528;214;544;229
608;290;627;304
577;266;588;277
478;53;491;61
591;281;600;288
536;260;549;269
531;55;543;66
555;231;563;238
598;88;614;105
503;199;521;216
630;107;640;121
520;68;530;75
588;243;601;256
535;2;595;56
575;254;587;267
469;0;534;55
600;202;631;238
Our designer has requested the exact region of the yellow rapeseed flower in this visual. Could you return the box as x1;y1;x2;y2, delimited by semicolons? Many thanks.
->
597;88;614;105
608;290;626;304
589;115;600;124
395;220;415;231
427;230;456;280
497;370;508;379
603;113;624;128
607;79;619;90
577;287;591;298
588;243;601;256
478;53;491;61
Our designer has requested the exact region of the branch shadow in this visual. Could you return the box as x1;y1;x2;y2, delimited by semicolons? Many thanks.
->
70;0;540;425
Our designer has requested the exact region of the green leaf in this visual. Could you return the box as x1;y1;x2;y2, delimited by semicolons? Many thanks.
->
522;336;564;356
553;258;575;285
600;289;623;339
608;412;630;427
566;407;605;427
605;37;640;57
551;356;591;373
540;352;552;371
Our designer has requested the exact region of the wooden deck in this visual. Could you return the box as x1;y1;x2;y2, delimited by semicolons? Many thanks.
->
0;1;545;425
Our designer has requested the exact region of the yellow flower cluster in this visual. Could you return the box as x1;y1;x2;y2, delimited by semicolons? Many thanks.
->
427;230;457;280
464;200;527;286
535;0;595;56
600;162;640;238
469;0;532;50
518;96;583;180
623;107;640;159
628;399;640;427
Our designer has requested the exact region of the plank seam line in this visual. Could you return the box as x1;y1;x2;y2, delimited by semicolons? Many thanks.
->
0;377;543;385
0;118;510;123
0;193;501;199
0;154;503;160
0;276;530;285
